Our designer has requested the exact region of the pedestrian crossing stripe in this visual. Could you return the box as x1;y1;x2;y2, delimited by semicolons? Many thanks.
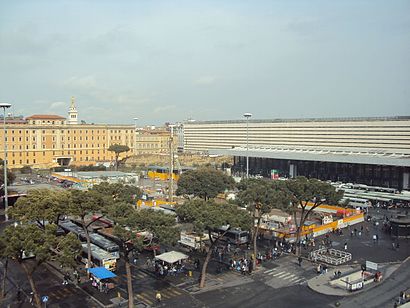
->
137;293;154;305
272;271;286;277
280;273;296;280
264;269;275;274
276;272;292;279
136;288;182;305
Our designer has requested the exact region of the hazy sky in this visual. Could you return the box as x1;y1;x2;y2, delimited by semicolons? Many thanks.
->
1;0;409;125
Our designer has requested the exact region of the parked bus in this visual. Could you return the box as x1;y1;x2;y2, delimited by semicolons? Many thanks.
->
59;220;85;238
89;233;120;258
216;228;250;245
80;243;118;271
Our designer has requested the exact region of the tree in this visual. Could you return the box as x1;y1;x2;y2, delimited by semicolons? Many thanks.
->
108;144;130;170
68;190;109;269
176;168;235;200
236;179;290;267
284;177;343;255
176;200;252;288
107;203;179;308
10;189;71;228
0;224;80;308
91;182;142;205
5;190;81;308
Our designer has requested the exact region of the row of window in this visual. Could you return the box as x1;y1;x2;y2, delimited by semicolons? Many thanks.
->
7;129;133;135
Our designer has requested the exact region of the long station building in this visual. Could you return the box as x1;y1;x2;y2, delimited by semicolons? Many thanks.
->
183;116;410;191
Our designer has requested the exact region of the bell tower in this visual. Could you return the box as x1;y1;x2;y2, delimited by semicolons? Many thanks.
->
68;96;78;125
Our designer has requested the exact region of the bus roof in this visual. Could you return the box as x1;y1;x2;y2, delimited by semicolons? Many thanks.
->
81;243;118;260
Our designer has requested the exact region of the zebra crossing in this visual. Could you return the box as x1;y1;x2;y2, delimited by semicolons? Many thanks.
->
261;266;307;288
136;286;184;306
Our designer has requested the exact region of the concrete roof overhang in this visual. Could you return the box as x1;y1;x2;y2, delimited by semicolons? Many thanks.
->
209;147;410;167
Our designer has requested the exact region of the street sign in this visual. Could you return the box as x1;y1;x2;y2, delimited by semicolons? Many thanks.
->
42;295;49;303
366;260;378;271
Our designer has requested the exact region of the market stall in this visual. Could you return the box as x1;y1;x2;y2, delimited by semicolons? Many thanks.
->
88;267;117;293
154;251;189;276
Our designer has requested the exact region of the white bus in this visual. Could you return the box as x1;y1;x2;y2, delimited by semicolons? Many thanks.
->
80;243;118;271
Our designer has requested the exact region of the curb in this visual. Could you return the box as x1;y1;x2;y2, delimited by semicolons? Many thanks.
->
307;261;404;297
45;262;107;307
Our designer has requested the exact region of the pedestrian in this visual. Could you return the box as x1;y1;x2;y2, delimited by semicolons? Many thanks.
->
392;242;396;250
373;234;377;244
298;256;302;267
344;242;347;250
248;260;253;274
156;291;162;303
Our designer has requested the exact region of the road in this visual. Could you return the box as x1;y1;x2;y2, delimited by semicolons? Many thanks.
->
338;257;410;308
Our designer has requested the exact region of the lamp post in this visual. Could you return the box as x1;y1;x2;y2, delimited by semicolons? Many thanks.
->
1;103;11;221
133;117;138;156
243;113;252;178
168;124;175;202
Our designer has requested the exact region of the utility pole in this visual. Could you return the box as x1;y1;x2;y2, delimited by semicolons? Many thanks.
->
168;125;175;203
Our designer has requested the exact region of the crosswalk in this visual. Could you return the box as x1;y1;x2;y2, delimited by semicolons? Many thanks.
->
136;287;184;305
261;266;307;288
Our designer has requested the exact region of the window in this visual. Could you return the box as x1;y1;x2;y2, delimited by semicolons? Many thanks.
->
33;159;36;163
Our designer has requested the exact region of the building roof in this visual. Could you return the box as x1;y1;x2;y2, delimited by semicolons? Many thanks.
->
26;114;66;120
187;116;410;125
210;146;410;167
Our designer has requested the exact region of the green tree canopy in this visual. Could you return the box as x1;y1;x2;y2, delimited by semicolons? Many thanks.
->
9;189;71;227
236;178;290;266
176;168;235;200
108;144;130;170
284;176;343;254
176;200;252;288
0;222;80;307
91;182;142;205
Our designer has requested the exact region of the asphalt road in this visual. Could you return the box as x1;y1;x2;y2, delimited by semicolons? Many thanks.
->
338;257;410;308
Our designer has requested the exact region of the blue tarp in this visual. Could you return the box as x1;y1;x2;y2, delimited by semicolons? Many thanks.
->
88;267;117;279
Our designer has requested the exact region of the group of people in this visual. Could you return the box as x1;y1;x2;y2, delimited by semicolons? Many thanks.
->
228;258;253;275
154;260;186;277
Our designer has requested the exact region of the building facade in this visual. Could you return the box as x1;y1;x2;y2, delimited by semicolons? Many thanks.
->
0;100;135;169
183;117;410;190
135;128;174;155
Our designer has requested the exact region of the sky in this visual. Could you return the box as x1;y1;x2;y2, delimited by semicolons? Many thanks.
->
0;0;409;125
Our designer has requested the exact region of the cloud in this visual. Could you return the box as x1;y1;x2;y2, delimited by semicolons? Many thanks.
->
62;75;98;91
194;76;218;86
153;105;176;113
49;101;67;110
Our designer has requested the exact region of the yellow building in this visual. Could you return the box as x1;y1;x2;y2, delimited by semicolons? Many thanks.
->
135;129;176;155
0;98;135;169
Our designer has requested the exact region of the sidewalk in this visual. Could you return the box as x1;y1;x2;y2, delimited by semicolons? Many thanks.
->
307;262;401;296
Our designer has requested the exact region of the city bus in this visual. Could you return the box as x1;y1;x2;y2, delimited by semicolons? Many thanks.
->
59;220;86;238
89;233;120;258
80;243;118;271
216;228;250;245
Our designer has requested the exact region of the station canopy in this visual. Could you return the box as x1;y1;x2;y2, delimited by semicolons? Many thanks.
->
88;267;117;279
155;251;188;264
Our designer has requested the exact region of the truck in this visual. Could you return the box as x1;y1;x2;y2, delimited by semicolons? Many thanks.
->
178;232;209;250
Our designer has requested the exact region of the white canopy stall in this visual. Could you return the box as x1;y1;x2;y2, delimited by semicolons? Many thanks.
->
155;251;188;264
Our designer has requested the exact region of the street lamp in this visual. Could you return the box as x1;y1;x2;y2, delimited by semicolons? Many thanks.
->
243;113;252;178
133;117;138;155
0;103;11;221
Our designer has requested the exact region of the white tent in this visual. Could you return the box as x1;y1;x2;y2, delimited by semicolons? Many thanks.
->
155;251;189;264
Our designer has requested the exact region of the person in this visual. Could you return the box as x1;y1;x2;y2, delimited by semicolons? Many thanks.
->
248;260;253;274
344;242;347;250
156;291;162;303
298;256;302;267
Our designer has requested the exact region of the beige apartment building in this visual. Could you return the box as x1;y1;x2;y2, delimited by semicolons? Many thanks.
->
0;98;135;169
135;129;175;155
